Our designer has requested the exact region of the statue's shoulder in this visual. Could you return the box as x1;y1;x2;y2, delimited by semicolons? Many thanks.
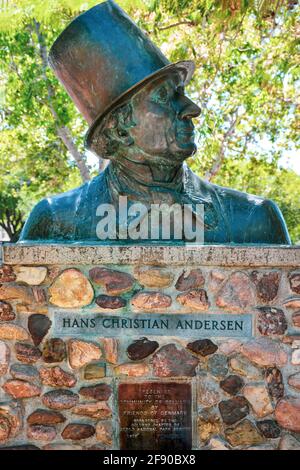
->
186;167;291;244
18;172;107;242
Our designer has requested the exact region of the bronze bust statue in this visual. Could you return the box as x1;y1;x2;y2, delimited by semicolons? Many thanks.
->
19;1;291;245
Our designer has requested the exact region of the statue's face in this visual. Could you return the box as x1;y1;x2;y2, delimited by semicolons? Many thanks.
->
127;72;201;164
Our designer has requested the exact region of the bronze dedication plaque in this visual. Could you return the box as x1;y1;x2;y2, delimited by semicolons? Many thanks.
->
118;382;192;450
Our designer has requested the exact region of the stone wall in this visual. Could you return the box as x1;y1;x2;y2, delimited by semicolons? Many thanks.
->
0;244;300;450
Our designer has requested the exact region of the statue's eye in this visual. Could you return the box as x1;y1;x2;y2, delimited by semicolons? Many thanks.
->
152;86;169;104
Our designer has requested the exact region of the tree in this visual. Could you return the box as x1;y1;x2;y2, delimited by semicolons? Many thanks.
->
0;1;299;242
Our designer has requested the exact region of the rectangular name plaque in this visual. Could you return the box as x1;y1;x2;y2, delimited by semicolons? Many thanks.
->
118;382;192;450
52;311;252;338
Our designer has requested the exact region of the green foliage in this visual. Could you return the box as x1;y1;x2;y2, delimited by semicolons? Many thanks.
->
0;0;299;242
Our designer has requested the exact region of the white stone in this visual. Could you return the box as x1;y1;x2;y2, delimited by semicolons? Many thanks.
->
14;266;47;285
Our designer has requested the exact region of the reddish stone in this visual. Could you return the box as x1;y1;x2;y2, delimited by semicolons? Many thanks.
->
0;324;29;341
187;339;218;357
0;416;10;442
28;314;52;346
289;272;300;294
79;384;112;401
68;339;102;369
175;269;205;291
284;297;300;309
209;270;226;292
0;285;34;304
31;287;47;304
220;375;244;395
216;272;256;312
15;342;42;364
176;289;210;311
115;363;149;377
127;337;159;360
42;338;66;363
62;423;95;440
89;267;134;295
39;366;77;388
152;344;199;377
96;422;112;446
256;420;281;438
292;312;300;327
243;384;273;418
275;397;300;432
42;389;79;410
27;409;66;425
0;402;22;439
134;267;173;288
219;397;250;425
2;379;41;398
265;367;284;400
103;338;118;364
72;402;112;419
0;302;15;322
240;338;287;367
251;271;280;303
27;424;56;441
0;341;10;376
131;292;172;311
95;294;126;309
0;266;16;283
257;307;287;336
288;372;300;391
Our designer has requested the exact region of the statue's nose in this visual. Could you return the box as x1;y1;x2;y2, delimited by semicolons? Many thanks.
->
178;95;201;120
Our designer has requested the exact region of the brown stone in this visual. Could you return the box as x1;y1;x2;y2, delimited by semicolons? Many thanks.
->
84;362;106;380
49;268;94;308
89;267;134;295
127;337;159;360
14;266;47;285
39;366;77;388
176;289;209;311
10;363;39;383
131;291;172;311
219;397;250;425
27;424;56;441
152;344;199;377
0;416;11;442
68;339;102;369
0;302;15;322
28;314;52;346
229;356;262;380
42;338;66;363
79;384;112;401
0;324;29;341
95;294;126;309
15;342;42;364
265;367;284;400
42;443;82;450
256;420;281;438
240;338;288;367
0;341;10;376
209;270;226;292
134;267;173;288
197;373;221;407
225;419;264;447
27;409;66;425
284;297;300;309
16;304;48;315
0;401;22;439
257;307;287;336
115;363;150;377
2;379;41;399
288;372;300;390
96;422;112;446
42;389;79;410
251;271;280;303
187;339;218;357
289;272;300;294
72;402;112;419
198;409;222;443
216;272;256;312
220;375;244;395
292;312;300;327
275;397;300;432
31;287;47;304
0;266;16;283
0;284;33;304
62;423;95;440
103;338;118;364
243;384;273;418
175;269;205;291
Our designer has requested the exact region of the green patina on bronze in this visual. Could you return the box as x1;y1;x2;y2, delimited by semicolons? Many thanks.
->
19;1;291;245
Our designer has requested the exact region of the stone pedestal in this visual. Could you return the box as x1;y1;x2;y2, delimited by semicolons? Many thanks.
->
0;243;300;450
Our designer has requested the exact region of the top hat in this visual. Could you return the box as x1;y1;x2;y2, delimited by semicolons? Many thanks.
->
48;0;195;149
